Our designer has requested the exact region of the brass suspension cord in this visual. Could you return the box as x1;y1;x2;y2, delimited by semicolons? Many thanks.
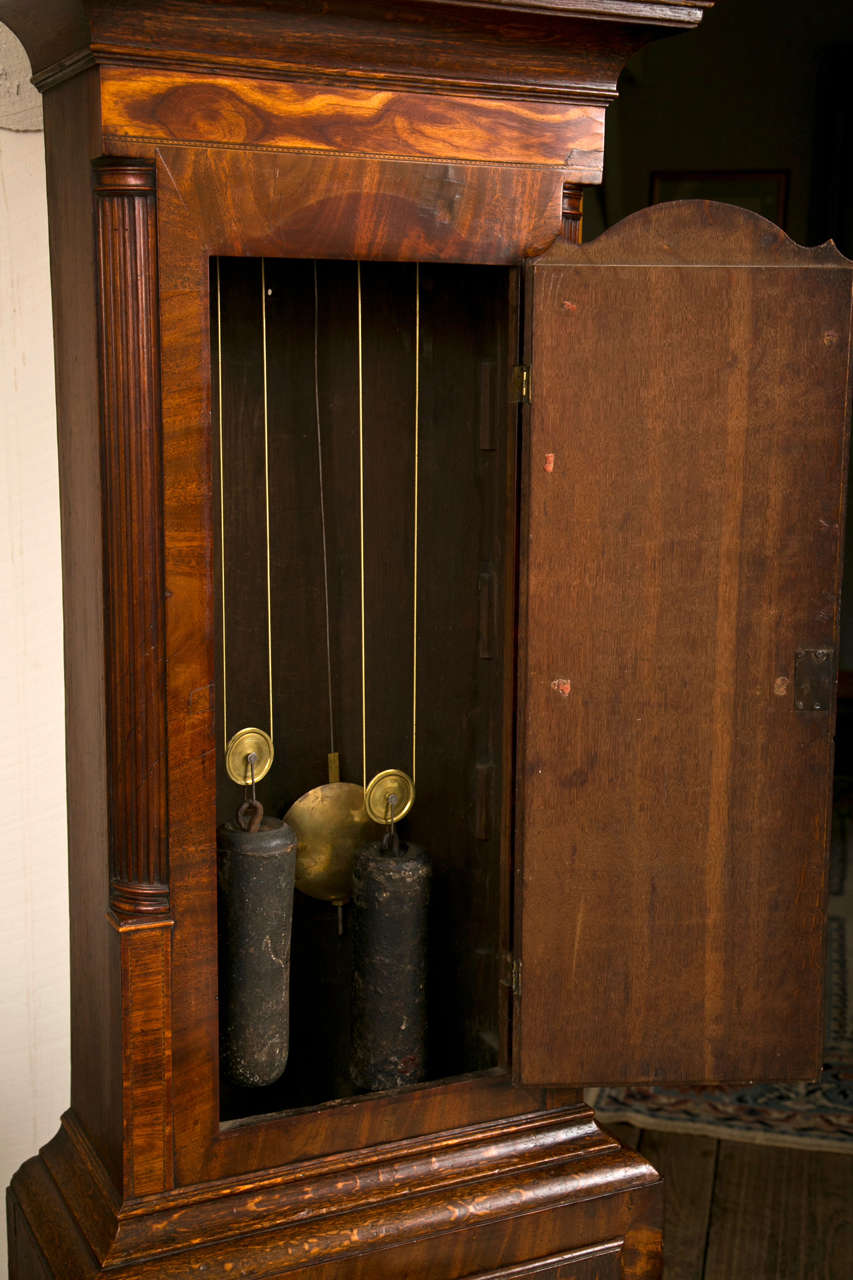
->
356;263;420;811
314;263;336;760
261;259;274;746
217;258;276;776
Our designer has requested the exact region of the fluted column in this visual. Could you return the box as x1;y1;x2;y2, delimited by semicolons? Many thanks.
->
561;182;584;243
94;157;169;916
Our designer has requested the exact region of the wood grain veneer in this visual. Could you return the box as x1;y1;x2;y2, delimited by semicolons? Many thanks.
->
516;201;853;1086
100;68;605;178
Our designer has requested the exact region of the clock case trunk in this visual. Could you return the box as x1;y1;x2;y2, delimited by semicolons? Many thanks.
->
5;2;849;1278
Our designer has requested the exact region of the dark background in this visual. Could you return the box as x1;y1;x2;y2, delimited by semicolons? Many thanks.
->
586;0;853;678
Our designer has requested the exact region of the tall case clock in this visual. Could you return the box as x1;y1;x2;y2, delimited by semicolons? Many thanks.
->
4;2;852;1278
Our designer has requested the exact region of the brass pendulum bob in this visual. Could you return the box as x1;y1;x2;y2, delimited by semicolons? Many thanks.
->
217;743;297;1088
285;761;415;909
282;752;368;917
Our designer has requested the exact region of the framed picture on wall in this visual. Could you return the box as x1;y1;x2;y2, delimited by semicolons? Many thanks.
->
650;170;789;228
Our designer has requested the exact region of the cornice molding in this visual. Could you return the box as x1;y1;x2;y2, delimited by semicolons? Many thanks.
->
7;0;713;99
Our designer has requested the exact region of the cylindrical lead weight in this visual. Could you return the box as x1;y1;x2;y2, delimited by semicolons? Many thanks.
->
351;840;431;1092
217;817;297;1087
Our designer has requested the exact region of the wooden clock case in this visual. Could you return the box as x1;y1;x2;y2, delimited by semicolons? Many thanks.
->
5;1;852;1277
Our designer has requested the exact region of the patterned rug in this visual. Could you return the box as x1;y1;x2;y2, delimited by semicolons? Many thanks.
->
588;808;853;1152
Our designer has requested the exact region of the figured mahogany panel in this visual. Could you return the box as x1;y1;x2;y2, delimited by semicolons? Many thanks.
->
116;919;175;1196
94;158;169;916
516;201;853;1086
151;144;565;265
101;68;605;179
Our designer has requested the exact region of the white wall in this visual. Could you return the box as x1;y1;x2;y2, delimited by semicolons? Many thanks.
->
0;23;70;1277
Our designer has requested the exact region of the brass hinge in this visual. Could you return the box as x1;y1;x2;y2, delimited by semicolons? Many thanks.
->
511;364;531;404
500;953;522;997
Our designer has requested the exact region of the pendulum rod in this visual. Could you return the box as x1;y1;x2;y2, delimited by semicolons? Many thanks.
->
218;258;276;787
313;263;338;781
284;264;374;910
288;260;417;904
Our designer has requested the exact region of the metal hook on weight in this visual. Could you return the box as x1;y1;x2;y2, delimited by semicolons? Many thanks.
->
237;752;264;832
381;792;400;855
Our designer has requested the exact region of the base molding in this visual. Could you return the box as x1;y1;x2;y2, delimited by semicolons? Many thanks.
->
8;1105;662;1279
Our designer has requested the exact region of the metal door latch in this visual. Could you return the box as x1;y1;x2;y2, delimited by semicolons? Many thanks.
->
794;649;835;712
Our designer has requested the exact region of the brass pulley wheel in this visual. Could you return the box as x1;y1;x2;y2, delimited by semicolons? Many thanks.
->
225;727;274;786
364;768;415;825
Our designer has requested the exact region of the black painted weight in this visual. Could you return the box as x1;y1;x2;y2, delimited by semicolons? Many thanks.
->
351;840;431;1092
217;817;297;1087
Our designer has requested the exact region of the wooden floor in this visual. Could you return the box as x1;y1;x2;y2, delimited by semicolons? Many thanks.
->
609;1125;853;1278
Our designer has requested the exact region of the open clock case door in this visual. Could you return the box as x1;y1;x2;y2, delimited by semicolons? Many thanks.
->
514;200;853;1088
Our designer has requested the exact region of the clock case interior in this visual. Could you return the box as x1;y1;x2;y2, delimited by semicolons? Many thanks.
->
213;255;517;1121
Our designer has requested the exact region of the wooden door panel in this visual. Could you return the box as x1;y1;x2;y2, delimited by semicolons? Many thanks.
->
516;201;853;1086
